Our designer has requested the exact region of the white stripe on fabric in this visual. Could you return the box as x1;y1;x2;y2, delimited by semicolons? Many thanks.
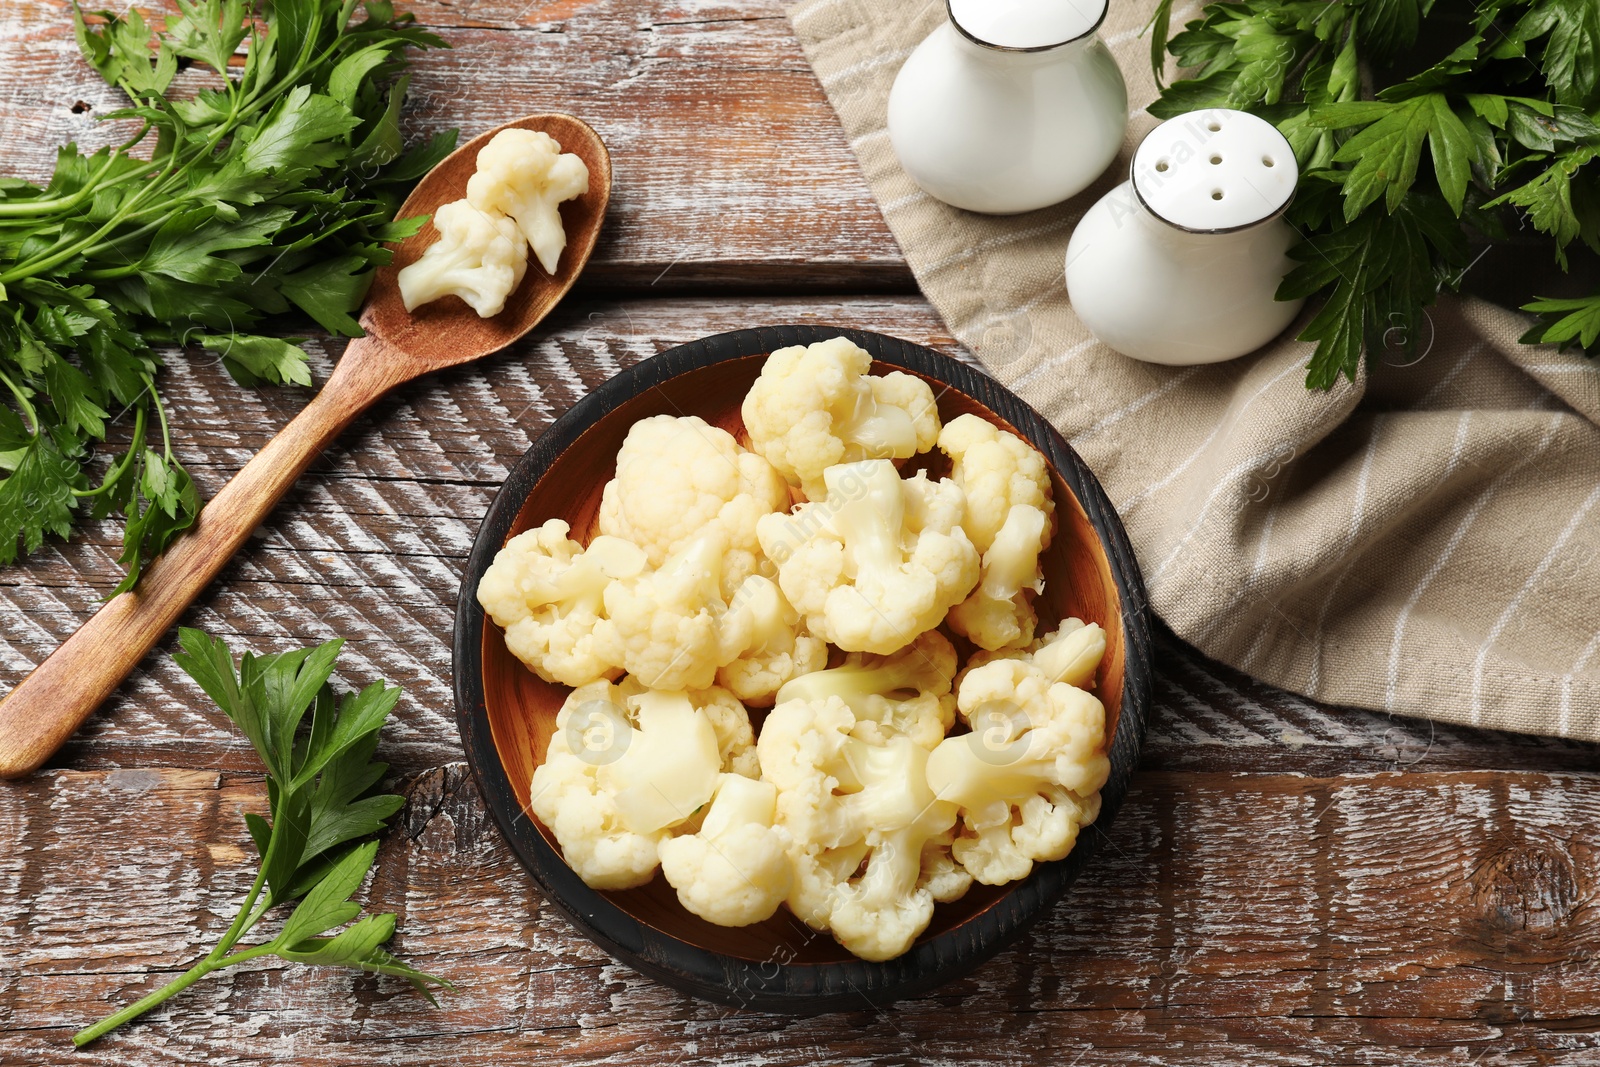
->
1470;473;1600;722
1011;337;1096;391
1193;453;1298;650
820;47;915;87
920;216;1076;276
1076;366;1205;443
1384;411;1473;709
1558;631;1600;736
1306;422;1385;696
1415;339;1489;406
1117;357;1308;516
880;189;929;214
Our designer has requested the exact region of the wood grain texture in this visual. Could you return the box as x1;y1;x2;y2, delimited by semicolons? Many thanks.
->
4;764;1600;1065
3;0;1600;1056
1;294;1597;1062
0;0;911;290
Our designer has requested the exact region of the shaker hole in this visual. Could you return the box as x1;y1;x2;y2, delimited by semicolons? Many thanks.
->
1207;120;1221;131
1211;189;1225;200
1209;154;1223;165
1262;155;1276;167
1155;159;1170;172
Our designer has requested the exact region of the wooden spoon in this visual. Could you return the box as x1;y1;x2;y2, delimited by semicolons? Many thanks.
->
0;114;610;778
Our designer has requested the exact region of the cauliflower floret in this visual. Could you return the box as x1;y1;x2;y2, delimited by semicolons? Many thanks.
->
926;654;1111;886
938;414;1057;651
946;504;1050;650
659;773;793;927
476;520;646;687
741;336;941;499
612;675;760;778
757;460;979;656
465;128;590;274
529;682;723;889
757;695;969;961
937;414;1054;551
603;530;753;691
597;415;790;598
397;198;529;317
716;575;828;706
964;618;1108;690
776;630;957;750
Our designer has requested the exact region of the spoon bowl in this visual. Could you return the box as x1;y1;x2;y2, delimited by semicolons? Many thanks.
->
0;114;611;779
364;114;611;367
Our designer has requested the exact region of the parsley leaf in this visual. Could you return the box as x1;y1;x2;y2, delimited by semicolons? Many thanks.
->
1313;95;1475;217
1508;0;1600;105
1521;293;1600;352
73;631;449;1046
0;427;84;564
0;0;456;582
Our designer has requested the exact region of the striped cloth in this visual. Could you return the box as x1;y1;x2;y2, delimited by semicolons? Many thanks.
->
787;0;1600;741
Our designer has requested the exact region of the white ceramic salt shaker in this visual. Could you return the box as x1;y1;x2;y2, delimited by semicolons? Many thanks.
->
887;0;1128;215
1064;109;1305;365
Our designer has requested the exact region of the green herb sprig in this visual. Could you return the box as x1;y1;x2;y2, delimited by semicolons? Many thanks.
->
1147;0;1600;388
73;629;449;1046
0;0;456;588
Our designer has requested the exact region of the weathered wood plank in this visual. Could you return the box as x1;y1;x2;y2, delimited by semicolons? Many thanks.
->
3;765;1599;1064
0;0;910;289
2;296;1594;781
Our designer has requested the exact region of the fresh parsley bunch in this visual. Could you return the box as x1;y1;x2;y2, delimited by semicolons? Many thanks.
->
74;629;448;1046
0;0;455;588
1147;0;1600;387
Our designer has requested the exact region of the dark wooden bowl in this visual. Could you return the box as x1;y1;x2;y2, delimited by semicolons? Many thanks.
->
453;326;1151;1012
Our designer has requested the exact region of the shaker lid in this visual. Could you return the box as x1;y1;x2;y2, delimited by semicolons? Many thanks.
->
1132;110;1299;233
948;0;1109;51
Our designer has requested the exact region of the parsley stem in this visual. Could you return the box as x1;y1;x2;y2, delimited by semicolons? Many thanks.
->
208;863;269;965
72;943;278;1047
0;152;121;218
70;402;146;498
0;368;38;434
151;380;173;459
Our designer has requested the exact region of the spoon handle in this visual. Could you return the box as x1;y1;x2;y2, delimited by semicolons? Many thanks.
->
0;336;407;778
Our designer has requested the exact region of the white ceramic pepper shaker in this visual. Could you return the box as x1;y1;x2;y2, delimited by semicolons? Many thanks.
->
887;0;1128;215
1064;109;1306;365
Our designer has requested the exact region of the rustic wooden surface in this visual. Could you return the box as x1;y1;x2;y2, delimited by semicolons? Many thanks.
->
3;1;1600;1064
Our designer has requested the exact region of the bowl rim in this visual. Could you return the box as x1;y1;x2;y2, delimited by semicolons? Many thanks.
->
452;325;1152;1012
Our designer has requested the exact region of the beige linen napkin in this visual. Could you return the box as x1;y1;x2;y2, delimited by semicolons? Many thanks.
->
788;0;1600;741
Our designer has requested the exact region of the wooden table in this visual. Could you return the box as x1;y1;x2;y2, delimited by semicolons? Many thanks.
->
3;2;1599;1063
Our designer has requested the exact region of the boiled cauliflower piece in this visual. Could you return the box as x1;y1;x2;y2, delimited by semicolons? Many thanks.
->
465;128;589;274
603;530;752;691
659;773;793;927
476;520;645;687
529;682;723;889
938;414;1057;651
397;199;528;317
926;655;1111;886
946;504;1050;650
964;618;1108;690
742;336;941;499
776;630;957;750
757;695;970;961
610;675;761;779
597;415;790;598
716;575;828;706
937;414;1054;551
757;460;979;656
